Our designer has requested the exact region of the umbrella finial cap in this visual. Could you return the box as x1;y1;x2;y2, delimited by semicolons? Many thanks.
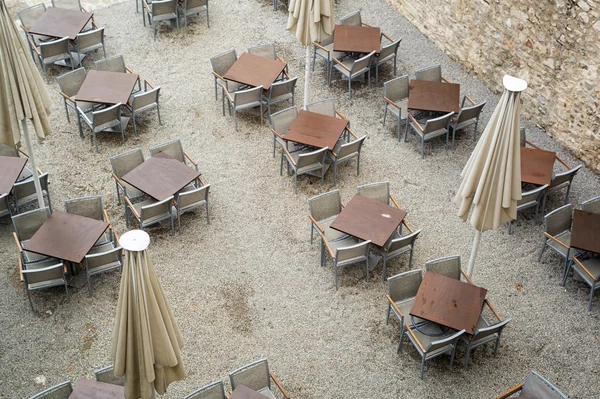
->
503;75;527;92
120;230;150;251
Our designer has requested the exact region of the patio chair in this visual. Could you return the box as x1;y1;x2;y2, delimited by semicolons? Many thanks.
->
229;359;290;399
581;195;600;214
94;55;142;93
339;9;366;26
209;49;237;101
373;37;401;84
77;102;128;152
332;51;376;98
414;64;451;83
109;148;146;204
11;208;53;266
462;315;512;368
563;256;600;311
328;134;366;186
538;204;576;280
507;184;548;234
31;37;74;82
281;147;328;194
496;371;567;399
223;85;264;132
22;258;68;311
269;106;303;164
312;35;342;87
29;381;72;399
308;189;347;245
11;172;52;213
124;195;174;234
84;241;123;296
0;194;10;219
377;229;421;280
542;165;582;214
263;77;297;116
305;98;349;123
174;183;210;233
149;138;198;170
448;96;486;149
321;236;371;290
385;270;424;353
64;195;113;247
383;75;409;141
184;380;226;399
405;112;454;159
177;0;209;32
74;27;106;60
57;68;96;123
404;324;465;379
17;4;51;60
143;0;179;40
52;0;97;31
95;365;125;386
127;80;161;136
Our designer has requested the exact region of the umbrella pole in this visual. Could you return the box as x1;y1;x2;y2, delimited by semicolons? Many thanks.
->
467;230;481;278
20;120;44;208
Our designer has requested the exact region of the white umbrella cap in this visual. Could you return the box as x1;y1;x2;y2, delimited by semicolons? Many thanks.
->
120;230;150;251
503;75;527;92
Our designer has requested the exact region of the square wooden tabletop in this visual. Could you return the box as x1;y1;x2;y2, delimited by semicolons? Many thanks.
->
330;194;407;247
122;152;201;201
407;80;460;114
75;70;139;105
283;110;349;150
570;210;600;254
333;25;381;54
28;7;93;40
520;147;556;186
410;271;487;335
229;385;270;399
69;378;124;399
0;156;27;195
22;211;109;264
223;53;287;90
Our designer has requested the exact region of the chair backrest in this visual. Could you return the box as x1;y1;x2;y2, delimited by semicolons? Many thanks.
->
152;0;177;16
456;101;486;124
335;240;371;265
550;165;582;189
95;55;127;73
472;317;512;342
13;172;49;202
296;147;327;170
51;0;82;11
543;203;573;236
520;184;548;207
521;371;567;399
0;143;19;157
77;27;104;50
140;196;173;221
248;43;277;60
229;359;271;392
177;185;210;209
308;190;342;222
85;246;122;272
424;256;461;281
336;136;366;159
18;3;46;30
149;139;185;163
268;77;297;100
56;68;87;98
378;38;401;60
110;148;145;178
181;0;208;11
269;107;298;133
387;269;422;303
233;86;263;107
581;195;600;214
384;75;409;103
29;380;72;399
386;229;421;253
424;329;465;354
12;207;51;242
423;112;454;134
350;51;375;72
415;64;442;82
64;195;104;221
305;98;336;117
356;182;390;205
23;261;64;286
184;381;226;399
94;365;126;387
340;9;361;26
92;103;121;130
40;37;69;60
520;126;527;147
132;86;161;112
210;50;237;77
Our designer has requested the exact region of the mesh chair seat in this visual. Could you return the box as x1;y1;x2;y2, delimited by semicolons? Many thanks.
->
319;216;348;242
386;101;407;119
315;43;343;60
217;79;242;93
452;117;478;131
256;388;276;399
328;236;359;254
410;121;447;140
288;154;322;174
22;244;51;263
572;258;600;285
79;42;104;53
133;199;171;224
333;60;369;78
392;298;426;325
406;325;455;358
275;137;304;153
547;231;572;256
154;11;177;22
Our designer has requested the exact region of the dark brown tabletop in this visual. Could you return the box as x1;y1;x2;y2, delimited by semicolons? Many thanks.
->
410;271;487;335
0;156;27;195
223;52;287;91
75;70;140;105
407;80;460;114
69;378;124;398
28;7;93;41
330;194;407;247
333;25;381;54
283;110;349;150
122;152;201;201
520;147;556;186
570;210;600;254
229;385;270;399
22;211;108;264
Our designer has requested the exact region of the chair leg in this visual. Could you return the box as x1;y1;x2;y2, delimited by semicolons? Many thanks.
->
385;304;391;324
561;258;572;287
450;346;457;369
588;282;595;311
375;65;379;85
421;138;425;159
27;290;34;311
177;208;182;234
64;100;70;123
398;324;406;353
419;357;425;379
383;105;387;126
334;265;338;290
93;131;99;152
464;345;471;368
404;121;410;142
348;76;352;98
293;173;297;194
233;109;237;132
381;257;387;280
157;106;162;125
87;272;92;297
357;154;360;176
333;163;337;186
132;115;137;136
205;201;210;224
538;238;548;261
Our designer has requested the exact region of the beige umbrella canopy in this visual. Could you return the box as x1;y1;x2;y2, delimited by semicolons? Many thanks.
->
455;75;527;277
113;230;186;399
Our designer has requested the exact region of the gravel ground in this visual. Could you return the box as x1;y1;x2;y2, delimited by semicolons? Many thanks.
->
1;0;600;398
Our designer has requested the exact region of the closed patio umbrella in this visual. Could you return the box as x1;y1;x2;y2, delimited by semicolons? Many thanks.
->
455;75;527;277
0;0;52;206
112;230;186;399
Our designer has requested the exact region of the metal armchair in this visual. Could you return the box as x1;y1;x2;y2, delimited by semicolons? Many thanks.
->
320;237;371;290
373;37;401;84
308;189;347;246
143;0;179;40
263;77;297;115
29;381;73;399
174;183;210;233
378;229;421;280
184;380;226;399
281;146;328;194
22;259;68;311
64;195;113;247
563;255;600;311
177;0;208;32
109;147;146;204
229;359;290;399
57;68;95;123
538;204;575;281
209;49;237;101
581;195;600;214
385;269;424;353
405;112;454;159
127;80;161;136
84;242;123;296
383;75;409;141
94;365;125;386
222;85;264;132
332;51;376;98
328;133;365;186
149;138;198;170
448;95;486;149
124;195;174;234
77;102;128;152
31;37;74;81
508;184;549;234
74;27;106;59
496;371;567;399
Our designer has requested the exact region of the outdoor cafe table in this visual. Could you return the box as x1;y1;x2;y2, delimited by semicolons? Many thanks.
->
223;52;287;90
410;271;487;335
121;152;201;201
333;25;381;54
75;70;140;106
0;156;27;195
570;210;600;254
283;110;349;150
229;385;270;399
22;211;109;264
330;194;407;248
520;147;556;186
28;7;93;40
407;80;460;114
68;378;124;398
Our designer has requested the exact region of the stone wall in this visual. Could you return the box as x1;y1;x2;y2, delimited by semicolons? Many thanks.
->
390;0;600;172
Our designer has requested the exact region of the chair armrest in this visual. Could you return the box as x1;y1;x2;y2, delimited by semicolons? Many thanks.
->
496;383;523;399
59;92;75;103
407;113;424;131
281;145;296;166
270;372;290;399
123;196;141;219
381;31;394;42
525;140;541;149
12;232;23;252
460;269;474;284
320;232;334;258
404;323;426;352
103;209;112;228
271;129;284;140
91;20;99;29
184;151;197;166
362;22;374;27
335;109;348;121
312;41;329;52
441;76;452;83
384;97;403;110
346;127;358;139
389;194;401;209
223;87;234;102
212;71;225;80
332;58;350;71
112;172;125;187
484;299;503;322
282;69;291;80
401;220;413;233
36;167;43;175
19;147;29;157
197;176;206;186
144;79;155;89
18;250;24;282
81;6;90;12
126;66;135;74
28;36;40;55
463;94;476;105
573;257;596;280
276;55;286;64
543;232;570;249
341;202;346;208
308;215;324;233
143;1;152;13
555;155;571;170
385;294;404;317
